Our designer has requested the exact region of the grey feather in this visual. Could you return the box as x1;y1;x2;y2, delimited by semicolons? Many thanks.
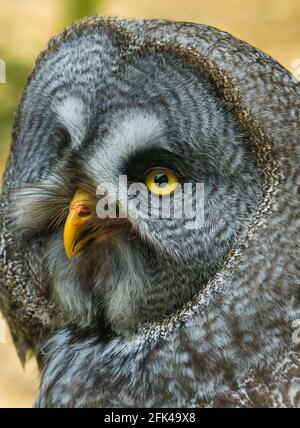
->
0;17;299;407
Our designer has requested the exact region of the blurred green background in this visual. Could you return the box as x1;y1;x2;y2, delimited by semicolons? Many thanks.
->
0;0;299;408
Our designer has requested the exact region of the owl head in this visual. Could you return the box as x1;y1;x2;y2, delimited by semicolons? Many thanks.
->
10;24;262;335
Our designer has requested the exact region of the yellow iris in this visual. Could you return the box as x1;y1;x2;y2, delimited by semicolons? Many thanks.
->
145;168;179;196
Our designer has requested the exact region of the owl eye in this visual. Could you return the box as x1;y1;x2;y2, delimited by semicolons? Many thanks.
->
145;168;179;195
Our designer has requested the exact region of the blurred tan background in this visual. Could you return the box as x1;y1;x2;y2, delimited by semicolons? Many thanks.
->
0;0;299;408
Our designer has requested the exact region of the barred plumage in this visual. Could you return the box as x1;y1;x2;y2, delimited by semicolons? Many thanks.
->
0;17;299;407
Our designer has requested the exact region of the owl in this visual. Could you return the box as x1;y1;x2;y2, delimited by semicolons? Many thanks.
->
0;17;299;408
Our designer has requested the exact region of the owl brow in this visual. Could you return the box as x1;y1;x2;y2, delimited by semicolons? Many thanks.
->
123;147;183;181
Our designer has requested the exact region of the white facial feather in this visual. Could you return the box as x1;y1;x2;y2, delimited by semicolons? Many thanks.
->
54;97;87;149
87;109;166;182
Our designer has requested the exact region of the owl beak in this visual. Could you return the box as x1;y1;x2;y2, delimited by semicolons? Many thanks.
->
63;189;97;259
64;189;129;259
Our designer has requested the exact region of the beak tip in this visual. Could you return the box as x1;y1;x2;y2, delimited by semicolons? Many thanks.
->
63;189;94;259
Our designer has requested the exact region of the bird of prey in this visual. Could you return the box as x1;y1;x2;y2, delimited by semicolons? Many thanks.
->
0;17;299;407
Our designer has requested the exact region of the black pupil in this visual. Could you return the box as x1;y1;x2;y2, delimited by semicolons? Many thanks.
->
154;173;169;187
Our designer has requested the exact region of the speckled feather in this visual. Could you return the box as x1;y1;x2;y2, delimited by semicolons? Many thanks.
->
0;17;299;407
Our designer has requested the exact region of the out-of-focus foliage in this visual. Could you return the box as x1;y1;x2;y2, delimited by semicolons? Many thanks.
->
64;0;105;23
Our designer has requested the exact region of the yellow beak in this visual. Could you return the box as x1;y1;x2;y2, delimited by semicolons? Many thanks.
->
63;189;96;259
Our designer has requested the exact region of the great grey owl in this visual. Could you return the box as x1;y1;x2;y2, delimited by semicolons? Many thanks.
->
0;17;299;408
